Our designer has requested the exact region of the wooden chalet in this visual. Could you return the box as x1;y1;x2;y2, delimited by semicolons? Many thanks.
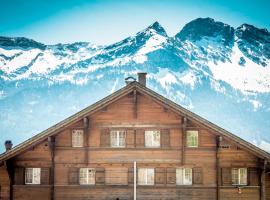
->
0;73;270;200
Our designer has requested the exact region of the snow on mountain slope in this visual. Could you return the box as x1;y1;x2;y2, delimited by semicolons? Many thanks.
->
0;18;270;153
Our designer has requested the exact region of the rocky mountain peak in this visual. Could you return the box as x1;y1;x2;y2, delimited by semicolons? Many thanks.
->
145;21;168;37
176;17;234;45
0;36;46;50
236;24;270;66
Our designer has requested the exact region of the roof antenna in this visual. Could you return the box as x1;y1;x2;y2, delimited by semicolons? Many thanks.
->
125;76;136;85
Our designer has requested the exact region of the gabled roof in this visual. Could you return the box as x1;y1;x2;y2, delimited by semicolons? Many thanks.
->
1;81;270;162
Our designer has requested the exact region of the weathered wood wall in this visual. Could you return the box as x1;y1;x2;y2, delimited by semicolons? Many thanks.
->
1;91;268;200
266;173;270;200
0;166;10;200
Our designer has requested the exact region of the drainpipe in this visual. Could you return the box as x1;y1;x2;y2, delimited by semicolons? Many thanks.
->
134;161;137;200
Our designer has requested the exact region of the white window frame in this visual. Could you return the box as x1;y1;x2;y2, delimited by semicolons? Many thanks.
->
72;129;84;147
138;168;155;185
145;130;160;147
110;130;126;147
232;168;247;185
79;168;95;185
176;168;192;185
25;168;41;185
186;130;199;147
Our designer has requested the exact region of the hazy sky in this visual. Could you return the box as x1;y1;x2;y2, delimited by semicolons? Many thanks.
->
1;0;269;45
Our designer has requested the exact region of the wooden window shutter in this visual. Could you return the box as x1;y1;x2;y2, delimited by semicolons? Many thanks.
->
166;168;176;185
100;129;110;147
128;168;134;185
155;168;166;185
248;168;259;186
95;167;105;184
193;167;203;184
135;129;145;147
40;168;50;185
221;168;232;186
161;129;170;148
126;130;135;148
68;167;79;185
14;168;25;185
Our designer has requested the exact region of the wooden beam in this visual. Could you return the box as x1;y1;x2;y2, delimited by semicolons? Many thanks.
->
261;159;267;200
48;136;55;200
4;160;13;200
216;136;222;200
182;116;187;165
133;90;137;119
97;123;181;129
83;117;90;164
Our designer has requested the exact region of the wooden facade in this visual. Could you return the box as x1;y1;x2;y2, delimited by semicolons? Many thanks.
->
1;78;270;200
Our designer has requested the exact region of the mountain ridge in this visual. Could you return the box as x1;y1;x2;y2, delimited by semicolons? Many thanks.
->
0;17;270;153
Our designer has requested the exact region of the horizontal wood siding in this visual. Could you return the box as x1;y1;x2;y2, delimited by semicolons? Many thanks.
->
0;166;10;200
54;186;217;200
266;173;270;200
220;187;260;200
13;185;50;200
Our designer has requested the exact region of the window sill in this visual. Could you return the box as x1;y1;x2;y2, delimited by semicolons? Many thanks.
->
220;185;259;188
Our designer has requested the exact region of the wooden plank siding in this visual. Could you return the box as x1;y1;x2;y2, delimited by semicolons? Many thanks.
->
266;173;270;200
0;88;269;200
0;166;10;200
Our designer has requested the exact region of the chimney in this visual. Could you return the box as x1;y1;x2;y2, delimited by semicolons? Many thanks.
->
137;72;147;86
5;140;13;151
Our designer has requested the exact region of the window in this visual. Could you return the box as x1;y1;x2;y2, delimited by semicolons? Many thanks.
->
25;168;41;184
145;130;160;147
176;168;192;185
110;130;126;147
72;129;84;147
138;168;154;185
232;168;247;185
186;130;198;147
79;168;95;185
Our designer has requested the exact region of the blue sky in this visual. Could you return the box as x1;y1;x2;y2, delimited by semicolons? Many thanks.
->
0;0;270;45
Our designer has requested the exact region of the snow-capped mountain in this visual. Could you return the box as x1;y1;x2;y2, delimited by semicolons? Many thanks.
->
1;18;270;153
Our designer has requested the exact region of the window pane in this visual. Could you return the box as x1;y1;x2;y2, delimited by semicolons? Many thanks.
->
80;168;95;185
110;131;126;147
72;130;84;147
110;131;118;147
138;168;154;185
25;168;33;184
145;131;160;147
147;168;154;185
232;168;238;185
25;168;40;184
138;168;147;185
176;168;192;185
184;168;192;185
118;131;126;147
186;131;198;147
239;168;247;185
176;168;184;185
80;168;88;184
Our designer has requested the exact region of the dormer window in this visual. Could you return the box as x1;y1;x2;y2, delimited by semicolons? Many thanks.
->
72;129;84;147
